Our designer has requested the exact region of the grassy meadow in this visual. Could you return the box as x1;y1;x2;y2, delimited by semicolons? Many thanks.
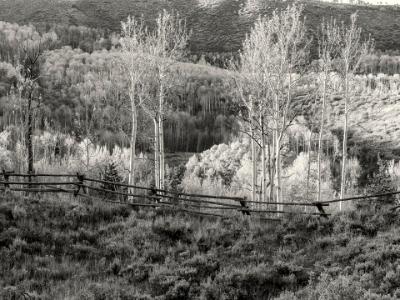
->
1;193;400;299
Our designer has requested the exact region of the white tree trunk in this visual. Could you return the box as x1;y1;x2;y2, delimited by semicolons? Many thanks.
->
86;142;90;172
317;72;327;203
128;104;138;197
159;75;165;190
340;73;349;210
154;118;160;189
159;119;165;189
305;133;312;212
260;114;267;204
251;116;257;204
85;104;90;171
274;93;282;212
269;126;275;204
275;135;282;211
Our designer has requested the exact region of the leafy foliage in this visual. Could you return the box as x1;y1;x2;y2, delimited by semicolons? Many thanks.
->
182;141;249;189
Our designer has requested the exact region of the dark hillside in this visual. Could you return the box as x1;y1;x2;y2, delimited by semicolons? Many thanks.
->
1;0;400;55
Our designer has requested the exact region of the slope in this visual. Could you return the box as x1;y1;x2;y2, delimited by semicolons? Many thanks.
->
0;0;400;55
1;194;399;299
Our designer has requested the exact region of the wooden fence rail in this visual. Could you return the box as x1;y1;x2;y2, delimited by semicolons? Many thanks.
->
319;190;400;204
84;177;245;201
0;181;79;186
2;171;398;220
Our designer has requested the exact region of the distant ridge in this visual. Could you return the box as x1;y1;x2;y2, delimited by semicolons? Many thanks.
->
0;0;400;54
316;0;399;5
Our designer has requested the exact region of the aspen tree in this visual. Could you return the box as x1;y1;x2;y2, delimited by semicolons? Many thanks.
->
337;14;372;209
120;16;149;190
316;18;341;203
147;10;189;189
266;5;309;208
231;16;274;204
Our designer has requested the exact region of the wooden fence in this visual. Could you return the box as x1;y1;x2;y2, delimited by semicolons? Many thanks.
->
1;170;399;222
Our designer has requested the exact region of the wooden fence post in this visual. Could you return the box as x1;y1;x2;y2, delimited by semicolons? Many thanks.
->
2;170;12;194
240;196;251;216
314;202;329;219
74;173;87;196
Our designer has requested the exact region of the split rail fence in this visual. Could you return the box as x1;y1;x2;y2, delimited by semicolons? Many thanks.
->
1;170;399;222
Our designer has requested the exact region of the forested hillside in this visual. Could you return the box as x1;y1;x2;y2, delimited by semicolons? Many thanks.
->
0;44;235;153
1;0;400;56
1;19;399;156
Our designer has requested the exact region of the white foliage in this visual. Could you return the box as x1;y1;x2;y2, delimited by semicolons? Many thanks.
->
197;0;225;9
282;152;334;202
28;131;151;183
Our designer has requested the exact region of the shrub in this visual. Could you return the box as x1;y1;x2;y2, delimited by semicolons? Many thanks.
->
165;279;190;300
181;141;249;193
182;254;220;283
120;263;153;283
148;266;180;297
165;163;186;192
152;218;192;244
359;159;398;211
101;162;123;194
282;152;334;204
291;273;368;300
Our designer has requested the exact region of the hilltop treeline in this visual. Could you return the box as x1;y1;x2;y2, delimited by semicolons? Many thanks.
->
1;0;400;55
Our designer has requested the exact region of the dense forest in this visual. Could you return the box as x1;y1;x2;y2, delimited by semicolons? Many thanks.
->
1;20;400;153
0;1;400;192
0;21;238;155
